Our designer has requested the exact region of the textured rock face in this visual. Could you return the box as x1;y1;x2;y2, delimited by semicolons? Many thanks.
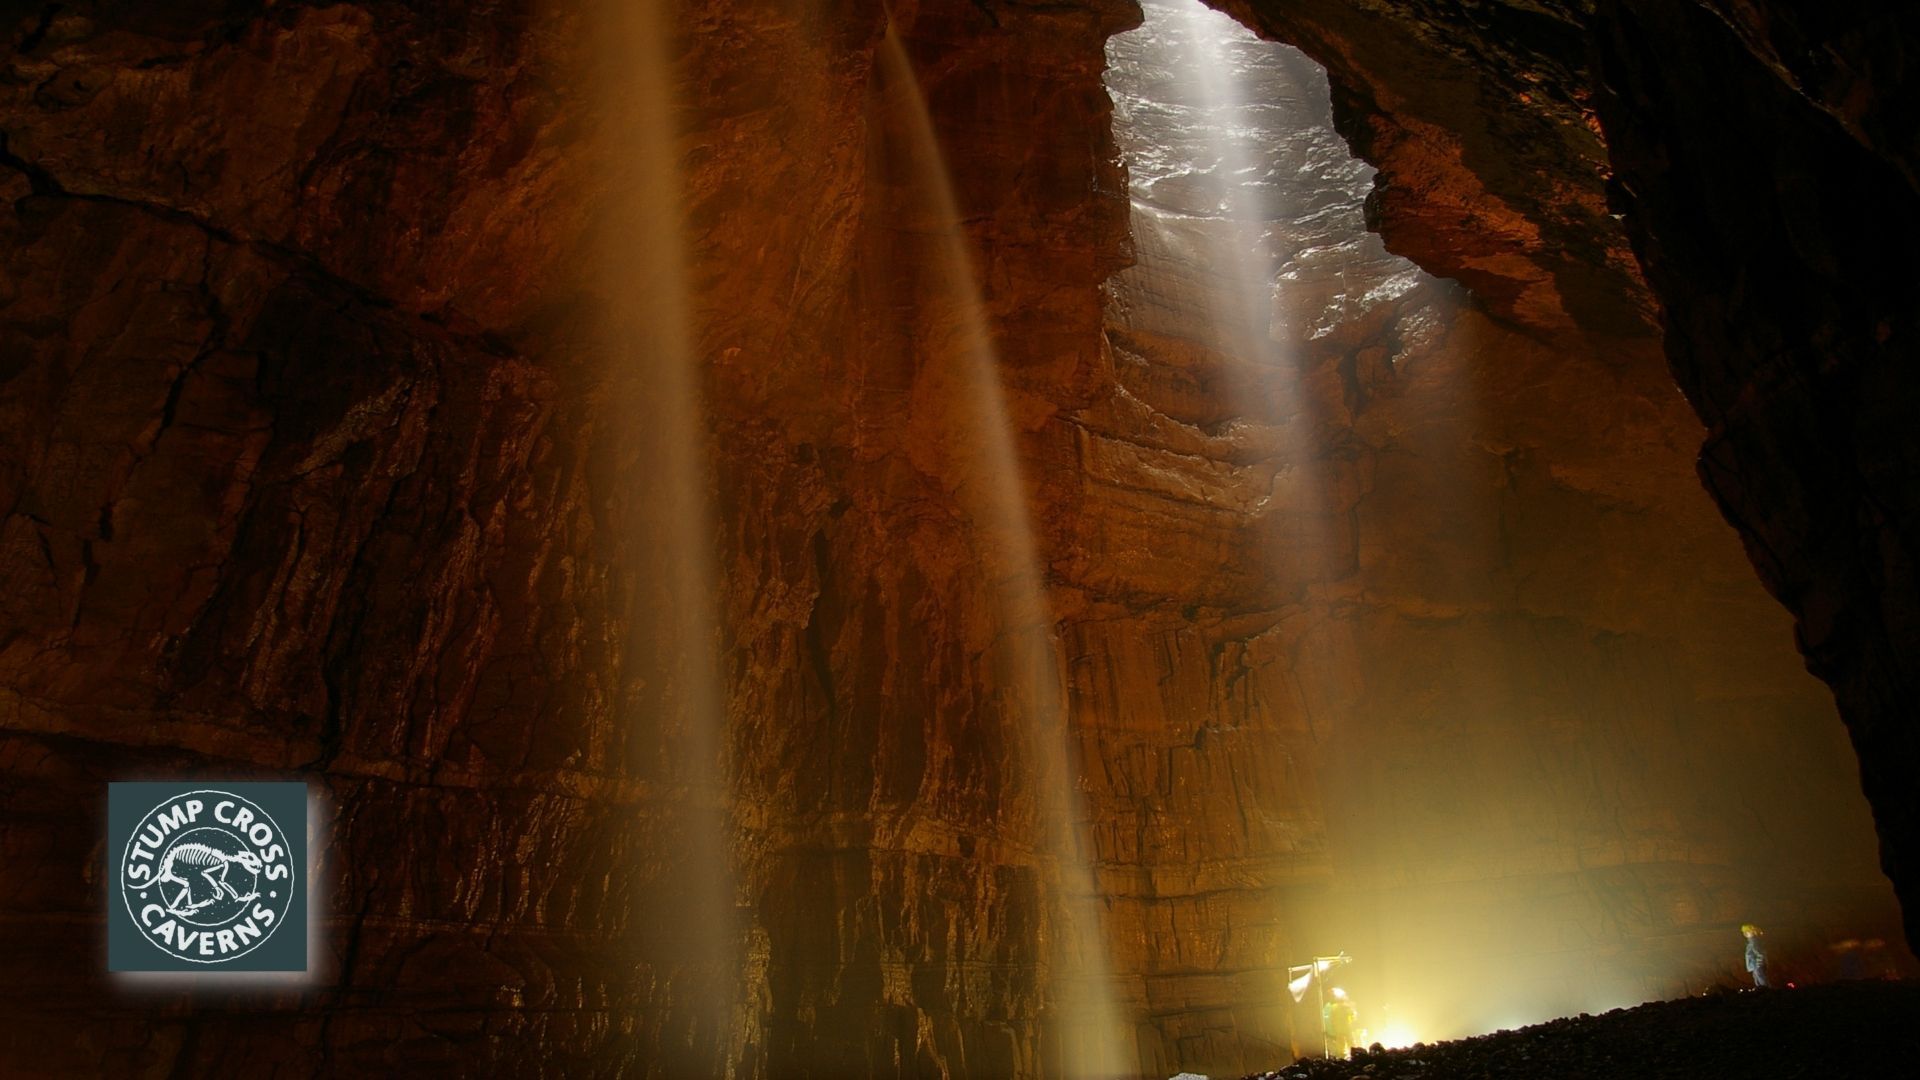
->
1205;0;1920;965
0;1;657;1073
0;0;1144;1074
1589;0;1920;952
1215;0;1920;983
0;0;1909;1078
1086;2;1892;1073
1205;0;1654;339
716;2;1144;1074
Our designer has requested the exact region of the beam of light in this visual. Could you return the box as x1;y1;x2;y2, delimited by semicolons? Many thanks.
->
1106;0;1367;599
1107;3;1905;1069
1130;0;1293;359
875;27;1131;1079
1104;0;1349;1066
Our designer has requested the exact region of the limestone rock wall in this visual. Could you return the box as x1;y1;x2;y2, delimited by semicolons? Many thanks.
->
0;0;1147;1074
1204;0;1652;339
1207;0;1920;962
0;2;632;1073
1589;0;1920;951
1083;3;1894;1072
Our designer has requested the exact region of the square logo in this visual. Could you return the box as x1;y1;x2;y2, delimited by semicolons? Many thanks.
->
107;782;308;972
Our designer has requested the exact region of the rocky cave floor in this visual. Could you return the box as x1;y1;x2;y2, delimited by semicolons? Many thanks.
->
1239;981;1920;1080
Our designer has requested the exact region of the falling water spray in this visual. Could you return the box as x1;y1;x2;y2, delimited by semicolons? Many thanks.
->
874;27;1132;1079
587;0;739;1070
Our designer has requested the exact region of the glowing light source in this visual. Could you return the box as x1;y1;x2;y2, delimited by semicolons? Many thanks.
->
1373;1022;1421;1049
1286;952;1352;1001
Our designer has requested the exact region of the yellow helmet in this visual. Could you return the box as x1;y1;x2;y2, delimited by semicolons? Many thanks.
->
1740;923;1760;936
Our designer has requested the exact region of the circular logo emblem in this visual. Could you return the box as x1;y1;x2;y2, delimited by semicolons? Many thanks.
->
119;789;295;964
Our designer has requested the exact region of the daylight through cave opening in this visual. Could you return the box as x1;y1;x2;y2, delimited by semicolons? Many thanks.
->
1095;0;1897;1070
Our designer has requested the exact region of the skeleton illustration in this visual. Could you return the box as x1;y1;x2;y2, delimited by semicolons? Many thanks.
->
155;842;264;915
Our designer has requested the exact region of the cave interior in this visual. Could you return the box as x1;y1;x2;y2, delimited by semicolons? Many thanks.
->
1;0;1916;1076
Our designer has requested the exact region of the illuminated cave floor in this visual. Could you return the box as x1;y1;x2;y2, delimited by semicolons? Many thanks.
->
1243;981;1920;1080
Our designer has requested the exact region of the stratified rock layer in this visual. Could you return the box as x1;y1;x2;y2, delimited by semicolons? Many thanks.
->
1217;0;1920;980
0;0;1145;1074
1085;3;1892;1073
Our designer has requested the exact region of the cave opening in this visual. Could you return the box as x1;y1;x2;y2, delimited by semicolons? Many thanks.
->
1093;0;1900;1071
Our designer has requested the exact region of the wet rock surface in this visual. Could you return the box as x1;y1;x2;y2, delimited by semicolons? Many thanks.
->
1242;981;1920;1080
1590;0;1920;954
1093;2;1896;1074
0;0;1150;1073
1208;0;1652;338
1199;0;1920;969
